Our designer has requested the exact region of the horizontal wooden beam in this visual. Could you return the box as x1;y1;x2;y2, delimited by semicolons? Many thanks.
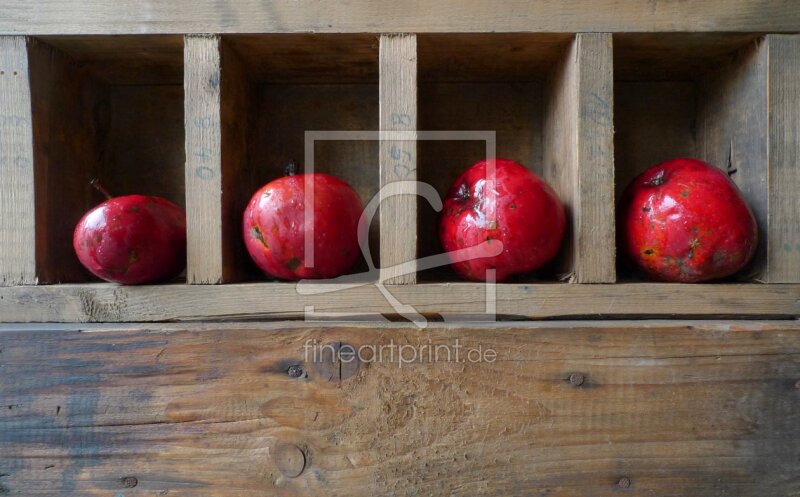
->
1;0;800;34
0;320;799;496
0;282;797;322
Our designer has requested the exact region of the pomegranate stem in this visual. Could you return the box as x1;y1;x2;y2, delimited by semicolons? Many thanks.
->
90;179;113;200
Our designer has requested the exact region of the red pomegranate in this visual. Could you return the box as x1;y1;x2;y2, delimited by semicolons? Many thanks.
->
620;158;757;282
73;183;186;285
243;170;364;280
439;158;566;282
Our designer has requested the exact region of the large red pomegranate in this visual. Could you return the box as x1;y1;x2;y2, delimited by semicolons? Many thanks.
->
439;158;566;282
243;171;364;280
620;158;757;282
73;185;186;285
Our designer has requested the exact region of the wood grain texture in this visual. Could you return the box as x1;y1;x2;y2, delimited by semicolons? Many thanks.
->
543;34;615;283
0;36;36;285
0;320;799;496
379;34;417;284
225;34;378;84
417;33;570;83
37;34;183;84
2;0;800;34
0;282;797;322
766;35;800;282
184;35;223;284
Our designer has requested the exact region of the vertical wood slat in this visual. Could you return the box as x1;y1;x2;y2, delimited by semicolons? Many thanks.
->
184;35;223;284
543;33;615;283
766;34;800;282
379;34;418;284
0;37;36;285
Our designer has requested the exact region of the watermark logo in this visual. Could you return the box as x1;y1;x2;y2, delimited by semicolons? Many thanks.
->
296;130;500;328
303;338;497;369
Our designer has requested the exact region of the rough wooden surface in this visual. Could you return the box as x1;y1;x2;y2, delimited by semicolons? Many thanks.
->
37;34;183;84
2;0;800;34
543;34;615;283
379;34;417;284
0;282;797;322
766;35;800;282
417;33;570;83
184;35;223;284
0;320;799;496
0;36;36;285
225;34;378;84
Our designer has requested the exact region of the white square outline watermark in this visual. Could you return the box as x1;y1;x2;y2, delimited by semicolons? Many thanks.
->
296;130;499;329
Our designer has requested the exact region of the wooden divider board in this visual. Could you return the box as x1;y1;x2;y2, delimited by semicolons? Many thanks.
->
0;320;798;496
0;37;36;285
543;33;615;283
184;35;224;284
379;34;417;284
767;35;800;282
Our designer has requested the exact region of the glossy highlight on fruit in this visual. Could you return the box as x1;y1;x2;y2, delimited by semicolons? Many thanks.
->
73;194;187;284
620;158;757;282
439;158;566;282
243;172;364;280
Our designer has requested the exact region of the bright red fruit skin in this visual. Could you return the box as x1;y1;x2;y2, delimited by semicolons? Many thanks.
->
73;195;187;284
621;158;757;282
439;158;566;282
242;173;364;280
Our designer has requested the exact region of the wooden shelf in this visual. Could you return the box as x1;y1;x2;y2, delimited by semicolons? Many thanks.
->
0;282;797;322
1;32;799;321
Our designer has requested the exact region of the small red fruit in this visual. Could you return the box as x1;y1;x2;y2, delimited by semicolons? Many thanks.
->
73;186;186;285
620;158;757;282
439;158;566;282
243;171;364;280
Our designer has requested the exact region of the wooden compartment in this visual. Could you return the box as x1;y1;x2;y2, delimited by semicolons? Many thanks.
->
614;34;800;282
25;36;185;284
184;34;380;284
416;33;615;283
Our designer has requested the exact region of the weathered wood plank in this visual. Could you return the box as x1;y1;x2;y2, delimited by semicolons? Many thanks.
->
543;34;615;283
0;36;36;285
766;34;800;282
379;34;417;284
184;35;223;284
0;320;798;496
0;282;796;322
2;1;800;34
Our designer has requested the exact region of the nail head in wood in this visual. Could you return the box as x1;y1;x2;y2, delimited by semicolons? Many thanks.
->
794;379;800;390
274;443;306;478
287;365;303;378
120;476;138;488
569;373;585;387
617;476;632;489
